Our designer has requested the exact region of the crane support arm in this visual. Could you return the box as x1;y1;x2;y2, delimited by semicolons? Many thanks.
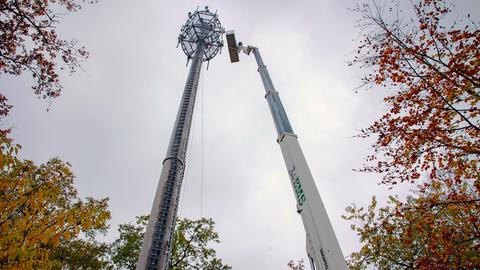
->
251;47;348;270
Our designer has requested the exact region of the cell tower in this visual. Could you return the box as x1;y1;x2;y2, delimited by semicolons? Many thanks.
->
136;7;224;270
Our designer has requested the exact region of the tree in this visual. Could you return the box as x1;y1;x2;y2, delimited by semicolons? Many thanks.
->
51;238;112;270
352;0;479;188
0;0;96;120
110;215;148;270
0;133;110;269
347;0;480;268
110;216;231;270
287;259;305;270
343;179;480;269
169;218;231;270
0;2;108;269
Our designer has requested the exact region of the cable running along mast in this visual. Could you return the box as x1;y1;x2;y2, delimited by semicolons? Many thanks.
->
225;31;348;270
136;7;224;270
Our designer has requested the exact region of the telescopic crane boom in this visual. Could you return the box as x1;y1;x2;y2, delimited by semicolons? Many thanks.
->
226;30;348;270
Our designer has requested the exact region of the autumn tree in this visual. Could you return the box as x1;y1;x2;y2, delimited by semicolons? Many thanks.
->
0;134;110;269
0;0;96;120
347;0;480;268
343;179;480;269
51;238;112;270
0;2;109;269
352;0;479;187
109;216;231;270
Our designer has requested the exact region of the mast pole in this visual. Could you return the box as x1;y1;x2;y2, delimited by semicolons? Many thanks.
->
136;42;204;270
137;8;224;270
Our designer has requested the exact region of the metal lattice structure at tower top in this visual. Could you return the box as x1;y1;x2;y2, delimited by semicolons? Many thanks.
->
136;7;224;270
178;9;224;62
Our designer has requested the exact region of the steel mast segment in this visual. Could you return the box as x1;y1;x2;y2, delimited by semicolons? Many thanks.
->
137;7;224;270
225;31;348;270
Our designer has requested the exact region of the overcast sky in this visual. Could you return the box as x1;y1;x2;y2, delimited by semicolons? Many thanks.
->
2;0;479;269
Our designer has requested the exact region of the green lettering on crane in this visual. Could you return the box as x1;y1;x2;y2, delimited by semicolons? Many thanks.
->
288;166;306;206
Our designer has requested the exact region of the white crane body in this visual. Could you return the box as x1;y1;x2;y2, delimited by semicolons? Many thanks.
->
279;133;347;270
227;31;348;270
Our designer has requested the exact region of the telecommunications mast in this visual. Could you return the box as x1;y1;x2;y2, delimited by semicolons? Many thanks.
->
225;31;348;270
136;7;224;270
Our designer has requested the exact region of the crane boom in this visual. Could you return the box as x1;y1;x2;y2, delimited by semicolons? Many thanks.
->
226;31;348;270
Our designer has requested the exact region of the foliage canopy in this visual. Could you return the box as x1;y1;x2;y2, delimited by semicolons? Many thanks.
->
347;0;480;268
109;216;231;270
0;134;110;269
